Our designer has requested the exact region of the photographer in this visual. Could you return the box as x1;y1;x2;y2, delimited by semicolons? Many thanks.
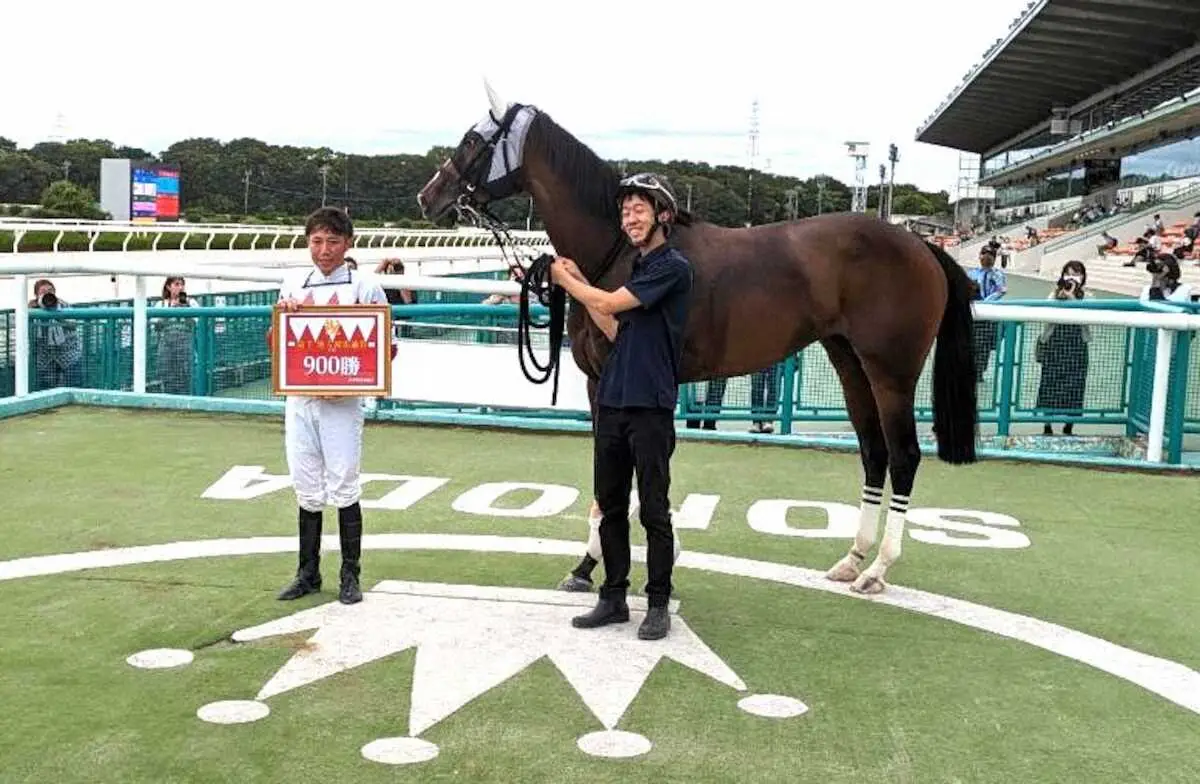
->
1140;254;1195;303
29;279;84;391
1035;262;1090;436
154;276;197;395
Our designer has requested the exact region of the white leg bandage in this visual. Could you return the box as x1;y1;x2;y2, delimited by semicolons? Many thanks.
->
854;484;884;557
585;508;603;560
878;493;909;565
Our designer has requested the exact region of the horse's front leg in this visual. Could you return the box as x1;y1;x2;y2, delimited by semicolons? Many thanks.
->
559;348;604;592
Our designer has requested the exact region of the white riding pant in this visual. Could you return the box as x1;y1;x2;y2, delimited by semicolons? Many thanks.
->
285;396;365;512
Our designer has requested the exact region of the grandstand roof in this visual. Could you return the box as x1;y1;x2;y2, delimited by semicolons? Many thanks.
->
915;0;1200;157
979;94;1200;186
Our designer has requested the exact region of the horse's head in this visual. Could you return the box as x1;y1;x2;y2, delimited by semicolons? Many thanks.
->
418;81;535;223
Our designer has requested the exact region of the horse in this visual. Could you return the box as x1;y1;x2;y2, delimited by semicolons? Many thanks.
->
417;84;979;594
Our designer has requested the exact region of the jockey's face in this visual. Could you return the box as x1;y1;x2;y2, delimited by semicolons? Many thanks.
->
308;228;350;276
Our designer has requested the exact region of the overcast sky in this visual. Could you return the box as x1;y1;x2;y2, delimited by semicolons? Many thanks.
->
3;0;1035;196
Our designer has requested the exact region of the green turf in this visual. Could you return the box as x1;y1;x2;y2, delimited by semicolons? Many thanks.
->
1;407;1198;783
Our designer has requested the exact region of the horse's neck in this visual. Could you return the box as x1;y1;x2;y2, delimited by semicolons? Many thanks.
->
523;150;627;286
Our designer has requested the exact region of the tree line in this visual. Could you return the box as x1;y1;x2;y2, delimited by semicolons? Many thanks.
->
0;135;951;228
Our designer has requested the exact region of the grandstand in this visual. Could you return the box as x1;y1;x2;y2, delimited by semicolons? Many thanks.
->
916;0;1200;295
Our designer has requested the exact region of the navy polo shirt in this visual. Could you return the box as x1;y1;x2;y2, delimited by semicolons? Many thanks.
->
596;244;693;410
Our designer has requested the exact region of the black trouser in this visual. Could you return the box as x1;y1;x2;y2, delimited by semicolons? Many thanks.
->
594;405;676;607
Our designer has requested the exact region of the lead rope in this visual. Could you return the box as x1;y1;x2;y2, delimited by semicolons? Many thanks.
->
470;203;567;405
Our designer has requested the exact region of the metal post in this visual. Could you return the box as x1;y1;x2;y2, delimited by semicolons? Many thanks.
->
133;275;147;394
995;322;1018;436
15;274;29;396
1146;327;1175;463
779;355;797;435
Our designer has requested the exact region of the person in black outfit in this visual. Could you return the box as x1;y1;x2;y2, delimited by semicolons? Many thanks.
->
549;172;693;641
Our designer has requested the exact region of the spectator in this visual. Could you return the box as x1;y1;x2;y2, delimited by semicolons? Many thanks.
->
1141;254;1195;303
685;377;727;430
968;249;1006;381
375;258;417;305
749;363;781;434
481;266;527;306
1123;235;1156;268
1035;262;1090;436
155;276;197;395
1097;231;1118;258
1175;222;1198;262
29;279;83;390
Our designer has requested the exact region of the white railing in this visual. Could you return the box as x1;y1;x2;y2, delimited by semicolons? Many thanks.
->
3;255;1198;463
1;257;526;401
0;218;552;252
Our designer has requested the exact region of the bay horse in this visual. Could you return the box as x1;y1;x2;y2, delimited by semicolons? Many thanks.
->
417;86;978;594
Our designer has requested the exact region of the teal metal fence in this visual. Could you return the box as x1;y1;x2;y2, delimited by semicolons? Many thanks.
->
3;293;1198;463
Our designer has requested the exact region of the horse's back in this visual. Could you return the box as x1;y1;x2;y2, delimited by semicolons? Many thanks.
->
668;212;948;379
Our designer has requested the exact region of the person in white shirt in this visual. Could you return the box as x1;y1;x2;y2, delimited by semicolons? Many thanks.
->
274;207;390;605
1140;254;1195;303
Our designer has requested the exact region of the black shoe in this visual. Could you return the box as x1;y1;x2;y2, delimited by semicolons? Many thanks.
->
638;606;671;640
571;598;630;628
339;568;362;605
277;573;321;600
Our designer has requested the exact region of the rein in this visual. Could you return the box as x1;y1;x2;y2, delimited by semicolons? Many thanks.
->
459;200;628;406
457;201;568;404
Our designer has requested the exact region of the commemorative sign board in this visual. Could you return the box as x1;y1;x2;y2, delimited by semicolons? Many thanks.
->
270;305;392;397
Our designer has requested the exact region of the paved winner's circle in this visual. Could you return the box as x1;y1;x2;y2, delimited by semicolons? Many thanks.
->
197;700;270;724
576;730;653;758
738;693;809;719
361;737;440;765
126;648;194;669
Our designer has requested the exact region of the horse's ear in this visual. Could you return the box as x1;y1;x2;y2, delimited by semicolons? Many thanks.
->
483;77;507;121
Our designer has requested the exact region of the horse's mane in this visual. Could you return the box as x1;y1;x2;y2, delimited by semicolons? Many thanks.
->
526;110;695;228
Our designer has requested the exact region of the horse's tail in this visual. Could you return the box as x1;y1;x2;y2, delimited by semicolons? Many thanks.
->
926;241;979;464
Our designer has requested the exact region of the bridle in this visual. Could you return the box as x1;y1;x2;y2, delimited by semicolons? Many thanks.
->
441;105;632;406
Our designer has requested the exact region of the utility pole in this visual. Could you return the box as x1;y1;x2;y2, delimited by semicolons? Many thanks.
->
877;164;887;218
243;169;252;214
747;99;759;227
887;143;899;220
785;188;798;221
686;182;693;212
319;164;330;207
817;178;826;215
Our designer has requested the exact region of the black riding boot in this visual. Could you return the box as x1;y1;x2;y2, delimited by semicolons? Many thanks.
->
278;508;322;600
338;502;363;605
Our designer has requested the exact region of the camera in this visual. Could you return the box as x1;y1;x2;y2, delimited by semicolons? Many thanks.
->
37;290;59;309
175;290;189;306
1145;256;1166;276
1055;278;1081;300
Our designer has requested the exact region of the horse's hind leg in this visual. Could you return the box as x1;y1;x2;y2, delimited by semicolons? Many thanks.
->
850;362;921;595
820;337;889;583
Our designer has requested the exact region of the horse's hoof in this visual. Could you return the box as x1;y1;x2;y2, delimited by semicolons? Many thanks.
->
850;574;886;595
825;557;861;583
558;574;594;593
